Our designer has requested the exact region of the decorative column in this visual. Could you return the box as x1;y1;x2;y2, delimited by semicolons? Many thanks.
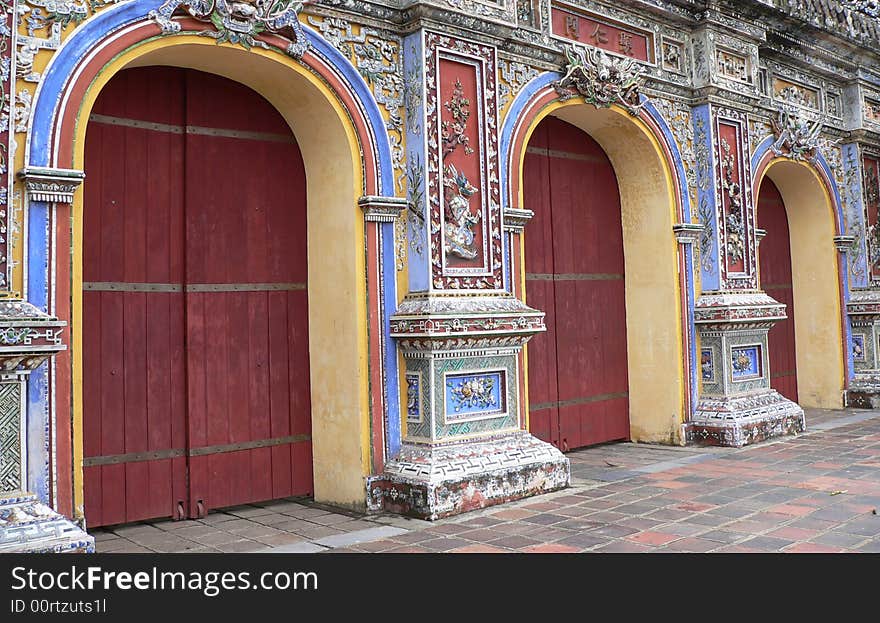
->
366;28;568;520
359;195;407;471
0;168;92;552
847;150;880;406
0;301;91;552
685;97;803;445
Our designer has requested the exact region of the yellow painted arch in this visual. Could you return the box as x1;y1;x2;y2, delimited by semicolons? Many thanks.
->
69;35;372;516
515;99;686;444
755;157;845;409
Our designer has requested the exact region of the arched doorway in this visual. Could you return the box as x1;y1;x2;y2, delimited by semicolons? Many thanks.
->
523;116;629;451
752;159;845;409
758;178;798;402
81;67;312;526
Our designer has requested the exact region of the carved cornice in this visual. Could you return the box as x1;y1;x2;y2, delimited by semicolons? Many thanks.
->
359;195;408;223
834;234;857;251
0;300;67;376
17;167;85;205
390;293;545;348
847;287;880;318
673;222;704;244
755;228;767;247
694;291;787;329
503;208;534;233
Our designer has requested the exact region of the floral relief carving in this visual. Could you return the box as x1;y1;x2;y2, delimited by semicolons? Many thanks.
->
719;137;745;267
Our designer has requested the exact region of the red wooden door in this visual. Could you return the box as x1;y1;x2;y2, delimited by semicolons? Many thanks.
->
524;117;629;452
758;179;798;402
82;67;312;527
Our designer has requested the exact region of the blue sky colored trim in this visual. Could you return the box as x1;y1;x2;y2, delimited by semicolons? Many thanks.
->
691;103;720;291
402;31;429;293
750;135;844;234
27;367;49;500
499;71;557;213
841;142;869;290
380;221;401;457
641;98;692;222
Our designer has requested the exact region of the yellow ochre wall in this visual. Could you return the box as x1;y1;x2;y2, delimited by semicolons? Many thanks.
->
758;159;845;409
517;101;686;445
70;37;372;513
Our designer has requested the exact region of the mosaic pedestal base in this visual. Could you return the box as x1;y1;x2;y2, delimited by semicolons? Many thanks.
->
367;431;570;520
845;375;880;409
0;493;94;553
684;390;805;448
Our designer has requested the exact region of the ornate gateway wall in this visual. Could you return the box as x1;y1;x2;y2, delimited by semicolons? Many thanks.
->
2;0;880;543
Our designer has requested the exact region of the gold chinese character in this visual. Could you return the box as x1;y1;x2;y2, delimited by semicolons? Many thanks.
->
564;15;579;40
590;24;608;45
619;32;634;56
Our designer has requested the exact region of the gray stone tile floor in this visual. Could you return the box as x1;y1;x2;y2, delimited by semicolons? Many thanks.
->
90;407;880;553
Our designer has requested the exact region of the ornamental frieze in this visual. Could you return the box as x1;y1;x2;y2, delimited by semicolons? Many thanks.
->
552;43;644;116
149;0;310;57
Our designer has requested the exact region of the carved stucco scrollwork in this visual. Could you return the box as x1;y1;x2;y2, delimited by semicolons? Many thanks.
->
498;59;539;112
149;0;310;58
307;16;406;269
552;44;644;116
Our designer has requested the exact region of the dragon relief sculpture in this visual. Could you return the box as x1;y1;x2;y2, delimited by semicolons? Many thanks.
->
443;164;480;261
770;104;831;163
552;43;644;116
149;0;310;58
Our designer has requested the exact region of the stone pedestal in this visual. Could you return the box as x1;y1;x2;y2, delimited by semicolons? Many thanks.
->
0;493;93;553
0;298;94;553
685;291;804;447
846;288;880;408
367;294;569;520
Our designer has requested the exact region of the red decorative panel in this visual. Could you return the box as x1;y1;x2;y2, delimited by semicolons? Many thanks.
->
863;156;880;281
715;114;756;289
425;32;502;290
550;4;652;63
758;179;798;402
83;67;311;526
524;117;629;452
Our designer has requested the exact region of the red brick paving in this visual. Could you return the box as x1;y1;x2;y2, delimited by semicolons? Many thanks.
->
320;410;880;555
767;504;814;517
520;543;580;553
626;531;680;546
783;543;847;553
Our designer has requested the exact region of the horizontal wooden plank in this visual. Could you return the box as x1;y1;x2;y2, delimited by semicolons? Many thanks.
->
526;146;609;164
526;273;623;281
89;113;296;143
84;282;306;292
530;392;629;411
83;434;312;466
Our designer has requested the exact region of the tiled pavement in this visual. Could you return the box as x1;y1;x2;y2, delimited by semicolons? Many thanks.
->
92;408;880;553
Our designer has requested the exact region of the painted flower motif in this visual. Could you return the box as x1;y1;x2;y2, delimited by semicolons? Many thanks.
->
732;349;753;373
447;376;497;412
